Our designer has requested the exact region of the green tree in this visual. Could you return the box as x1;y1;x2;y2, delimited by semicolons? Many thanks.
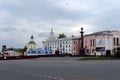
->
58;33;66;38
22;46;27;56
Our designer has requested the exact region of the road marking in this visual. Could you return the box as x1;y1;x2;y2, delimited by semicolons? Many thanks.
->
59;78;64;80
42;75;48;78
47;76;52;78
39;74;43;77
53;76;58;79
8;70;65;80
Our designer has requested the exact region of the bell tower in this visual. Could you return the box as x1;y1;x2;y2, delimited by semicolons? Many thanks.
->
48;28;56;40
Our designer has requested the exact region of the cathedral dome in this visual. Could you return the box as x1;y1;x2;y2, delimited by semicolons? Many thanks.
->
28;41;36;45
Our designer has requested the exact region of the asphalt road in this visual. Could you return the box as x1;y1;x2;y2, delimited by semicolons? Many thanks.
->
0;57;120;80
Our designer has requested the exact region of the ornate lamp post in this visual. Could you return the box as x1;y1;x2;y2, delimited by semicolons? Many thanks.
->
80;27;85;56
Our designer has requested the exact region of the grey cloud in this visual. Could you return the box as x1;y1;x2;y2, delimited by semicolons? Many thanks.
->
0;0;94;22
37;32;49;38
0;0;120;49
0;26;17;32
20;28;29;32
87;8;120;31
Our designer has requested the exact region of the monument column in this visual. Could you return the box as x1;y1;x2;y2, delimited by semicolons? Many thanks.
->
80;27;85;56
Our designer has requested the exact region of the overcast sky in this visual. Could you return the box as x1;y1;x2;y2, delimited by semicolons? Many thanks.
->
0;0;120;49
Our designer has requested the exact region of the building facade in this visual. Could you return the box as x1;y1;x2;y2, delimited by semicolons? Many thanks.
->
43;38;73;54
43;29;120;56
84;30;120;55
72;36;80;55
26;35;53;56
112;31;120;49
43;29;73;54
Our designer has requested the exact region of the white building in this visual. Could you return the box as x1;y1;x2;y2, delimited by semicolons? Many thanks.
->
43;29;73;54
95;31;113;55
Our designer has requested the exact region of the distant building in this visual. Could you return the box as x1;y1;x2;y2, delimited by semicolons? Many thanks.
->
26;35;53;56
72;36;80;55
2;45;7;51
1;46;23;56
27;35;37;50
83;30;120;55
43;37;73;54
43;29;120;56
43;29;73;54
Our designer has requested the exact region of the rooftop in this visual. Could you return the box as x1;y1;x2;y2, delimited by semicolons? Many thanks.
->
28;41;36;45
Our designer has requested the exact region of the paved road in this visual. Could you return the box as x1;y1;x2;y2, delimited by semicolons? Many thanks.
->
0;57;120;80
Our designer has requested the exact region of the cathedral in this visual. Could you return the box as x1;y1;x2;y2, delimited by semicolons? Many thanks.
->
26;35;52;56
27;35;37;50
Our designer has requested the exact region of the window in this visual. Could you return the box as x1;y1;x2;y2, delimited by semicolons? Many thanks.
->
66;41;67;44
68;41;69;44
92;49;94;53
93;39;94;46
90;39;95;47
30;46;32;48
74;47;75;51
60;42;62;47
38;51;41;54
69;45;70;47
66;49;67;52
45;50;48;54
117;38;119;46
63;47;65;51
113;37;115;46
69;49;71;51
90;39;92;47
87;49;89;53
31;50;36;54
28;51;30;54
89;49;91;53
66;45;67;48
74;41;75;44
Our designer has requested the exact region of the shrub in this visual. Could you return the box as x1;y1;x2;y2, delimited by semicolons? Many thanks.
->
114;52;120;58
106;50;111;56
